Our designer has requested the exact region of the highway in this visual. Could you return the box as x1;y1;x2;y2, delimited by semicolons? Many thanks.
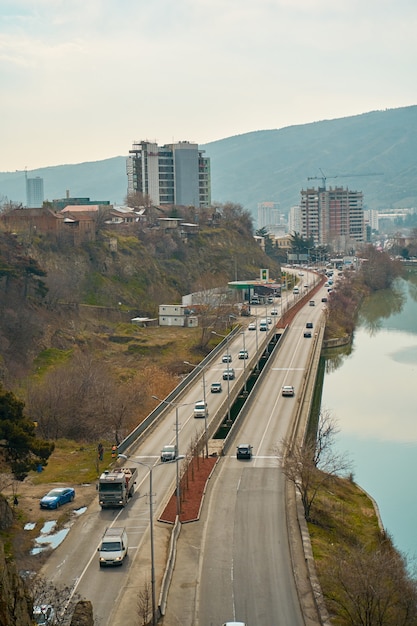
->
40;269;325;626
196;290;326;626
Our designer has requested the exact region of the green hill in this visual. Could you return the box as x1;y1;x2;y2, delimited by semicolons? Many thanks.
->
1;106;416;214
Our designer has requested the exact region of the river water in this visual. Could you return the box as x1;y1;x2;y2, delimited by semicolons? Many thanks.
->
321;270;417;566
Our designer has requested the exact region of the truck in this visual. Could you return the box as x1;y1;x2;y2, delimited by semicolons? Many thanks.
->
161;444;177;462
98;527;128;567
98;467;137;508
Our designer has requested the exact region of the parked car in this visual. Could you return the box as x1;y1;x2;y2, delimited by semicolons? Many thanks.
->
248;322;256;330
222;354;232;363
236;444;252;460
282;385;295;397
39;487;75;510
33;605;55;625
238;350;249;359
210;381;222;393
222;368;235;380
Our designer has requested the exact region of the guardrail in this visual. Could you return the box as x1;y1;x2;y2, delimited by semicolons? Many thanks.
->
118;325;242;454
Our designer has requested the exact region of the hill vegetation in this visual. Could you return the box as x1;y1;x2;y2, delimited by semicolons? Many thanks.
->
1;106;416;214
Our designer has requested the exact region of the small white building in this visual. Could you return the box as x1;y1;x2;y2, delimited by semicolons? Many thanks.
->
159;304;198;327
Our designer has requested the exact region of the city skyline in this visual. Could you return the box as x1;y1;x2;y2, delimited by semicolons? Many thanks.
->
1;0;416;172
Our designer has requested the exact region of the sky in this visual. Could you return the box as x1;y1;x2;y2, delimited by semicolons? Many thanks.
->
1;0;417;172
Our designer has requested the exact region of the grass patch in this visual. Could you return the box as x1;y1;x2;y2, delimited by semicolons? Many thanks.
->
32;348;73;376
31;439;113;485
309;476;382;579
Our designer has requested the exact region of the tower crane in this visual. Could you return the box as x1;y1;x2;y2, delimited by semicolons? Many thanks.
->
307;168;383;190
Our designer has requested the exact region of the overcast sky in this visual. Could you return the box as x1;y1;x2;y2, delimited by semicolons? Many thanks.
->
1;0;416;172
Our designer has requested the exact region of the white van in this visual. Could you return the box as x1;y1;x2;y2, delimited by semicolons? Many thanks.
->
98;527;128;567
194;400;207;418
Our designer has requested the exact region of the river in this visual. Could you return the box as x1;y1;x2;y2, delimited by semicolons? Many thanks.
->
321;270;417;566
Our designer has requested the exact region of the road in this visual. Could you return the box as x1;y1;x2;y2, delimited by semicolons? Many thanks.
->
40;269;325;625
193;287;326;626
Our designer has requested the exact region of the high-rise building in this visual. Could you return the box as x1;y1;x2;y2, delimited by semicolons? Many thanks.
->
126;140;211;208
257;202;280;231
26;176;44;208
300;186;364;252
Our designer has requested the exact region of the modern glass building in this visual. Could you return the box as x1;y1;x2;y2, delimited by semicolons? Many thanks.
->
26;176;44;208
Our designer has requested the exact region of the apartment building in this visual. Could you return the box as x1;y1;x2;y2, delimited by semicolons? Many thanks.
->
300;186;364;252
126;140;211;208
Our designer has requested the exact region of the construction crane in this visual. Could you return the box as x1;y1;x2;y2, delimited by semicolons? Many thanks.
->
307;168;383;190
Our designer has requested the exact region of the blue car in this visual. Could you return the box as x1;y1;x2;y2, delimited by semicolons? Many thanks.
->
40;487;75;509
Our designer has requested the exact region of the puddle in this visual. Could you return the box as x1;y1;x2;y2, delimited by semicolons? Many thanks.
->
29;506;87;555
24;522;36;531
31;528;70;554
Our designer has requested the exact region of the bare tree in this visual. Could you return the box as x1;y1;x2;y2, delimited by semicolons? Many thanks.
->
322;540;417;625
31;575;83;625
136;579;152;626
282;410;352;521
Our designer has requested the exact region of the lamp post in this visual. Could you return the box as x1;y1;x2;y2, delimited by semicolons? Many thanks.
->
184;360;208;457
118;453;184;626
151;396;194;517
211;330;231;424
241;331;248;394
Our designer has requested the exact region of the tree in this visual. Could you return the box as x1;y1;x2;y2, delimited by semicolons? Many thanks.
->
323;540;417;625
0;385;54;480
281;410;351;521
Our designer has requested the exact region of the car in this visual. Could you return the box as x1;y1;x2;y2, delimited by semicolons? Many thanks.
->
321;297;328;303
39;487;75;510
298;271;304;276
236;444;252;460
247;322;256;330
222;354;232;363
210;381;222;393
304;284;309;289
267;317;272;324
306;322;313;328
222;623;246;626
304;331;312;338
222;368;235;380
271;308;278;315
238;349;248;359
33;605;55;625
309;300;315;306
282;385;295;397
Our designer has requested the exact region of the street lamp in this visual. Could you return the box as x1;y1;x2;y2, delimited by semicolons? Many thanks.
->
184;360;208;458
118;453;185;626
211;330;232;424
240;331;248;394
151;396;193;517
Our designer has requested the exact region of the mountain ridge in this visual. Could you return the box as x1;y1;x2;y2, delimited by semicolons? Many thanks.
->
1;105;416;215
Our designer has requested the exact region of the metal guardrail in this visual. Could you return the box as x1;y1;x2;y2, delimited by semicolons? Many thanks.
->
117;325;242;454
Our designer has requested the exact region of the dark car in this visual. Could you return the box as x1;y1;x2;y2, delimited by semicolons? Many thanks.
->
236;444;252;460
304;331;312;338
40;487;75;510
306;322;313;329
321;297;328;303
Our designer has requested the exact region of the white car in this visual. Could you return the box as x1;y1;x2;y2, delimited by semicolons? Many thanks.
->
282;385;295;397
247;322;256;330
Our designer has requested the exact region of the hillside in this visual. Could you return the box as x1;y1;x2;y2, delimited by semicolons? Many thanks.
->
1;106;416;216
0;219;279;382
